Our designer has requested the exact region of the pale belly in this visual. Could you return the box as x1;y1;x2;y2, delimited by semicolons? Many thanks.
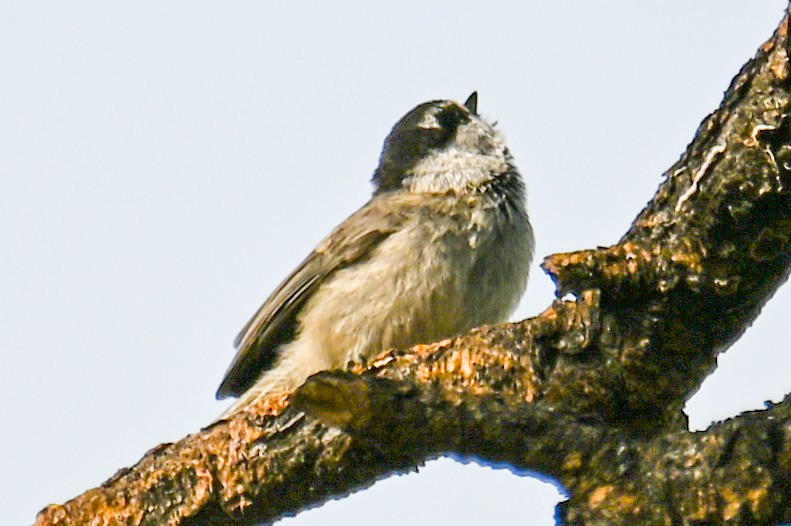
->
297;203;534;366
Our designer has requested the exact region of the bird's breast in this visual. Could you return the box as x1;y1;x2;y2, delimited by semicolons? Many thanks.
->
295;198;533;369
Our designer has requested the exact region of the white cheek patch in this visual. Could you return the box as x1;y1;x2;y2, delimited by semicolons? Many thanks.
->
405;120;510;194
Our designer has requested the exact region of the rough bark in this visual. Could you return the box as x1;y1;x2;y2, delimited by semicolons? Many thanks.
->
36;6;791;526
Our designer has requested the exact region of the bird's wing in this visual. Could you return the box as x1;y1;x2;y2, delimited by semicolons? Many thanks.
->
216;196;411;399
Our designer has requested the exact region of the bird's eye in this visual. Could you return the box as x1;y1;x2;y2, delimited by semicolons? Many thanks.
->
424;105;469;146
435;106;464;130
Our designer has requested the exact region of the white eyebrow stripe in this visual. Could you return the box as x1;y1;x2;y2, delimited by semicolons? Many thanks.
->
417;111;440;129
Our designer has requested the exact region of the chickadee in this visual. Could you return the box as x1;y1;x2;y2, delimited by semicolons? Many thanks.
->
217;93;533;416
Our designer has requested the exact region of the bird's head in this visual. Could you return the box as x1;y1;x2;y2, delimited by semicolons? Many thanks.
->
372;92;515;195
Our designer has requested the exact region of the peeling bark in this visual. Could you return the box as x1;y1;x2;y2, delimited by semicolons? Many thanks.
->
35;6;791;526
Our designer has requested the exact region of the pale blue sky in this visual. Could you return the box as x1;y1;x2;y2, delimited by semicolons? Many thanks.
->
2;2;790;525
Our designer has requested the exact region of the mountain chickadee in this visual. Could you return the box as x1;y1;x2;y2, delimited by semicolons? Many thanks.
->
217;93;533;416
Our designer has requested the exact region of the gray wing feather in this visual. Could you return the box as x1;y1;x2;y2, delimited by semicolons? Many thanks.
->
216;197;408;399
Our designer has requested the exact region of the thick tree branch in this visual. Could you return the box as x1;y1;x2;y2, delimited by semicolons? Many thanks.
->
36;5;791;526
295;375;791;526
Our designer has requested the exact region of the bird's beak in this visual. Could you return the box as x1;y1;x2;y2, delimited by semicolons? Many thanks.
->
464;91;478;114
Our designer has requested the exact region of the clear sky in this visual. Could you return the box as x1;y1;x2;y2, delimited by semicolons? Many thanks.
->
3;2;790;525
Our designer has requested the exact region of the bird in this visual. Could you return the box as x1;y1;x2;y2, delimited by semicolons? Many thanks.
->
216;92;533;417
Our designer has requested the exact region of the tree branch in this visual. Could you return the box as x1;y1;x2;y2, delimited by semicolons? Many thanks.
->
36;5;791;526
